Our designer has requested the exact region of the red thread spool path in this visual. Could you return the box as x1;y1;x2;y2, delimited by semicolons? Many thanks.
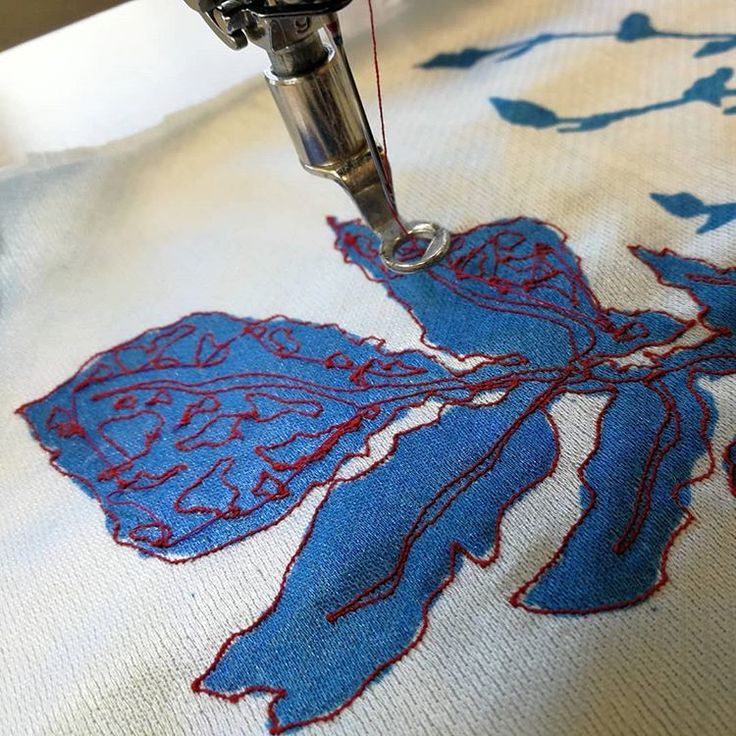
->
367;0;390;168
366;0;413;242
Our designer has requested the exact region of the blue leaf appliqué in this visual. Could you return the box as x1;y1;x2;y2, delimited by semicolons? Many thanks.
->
196;392;558;727
19;217;735;732
19;313;451;560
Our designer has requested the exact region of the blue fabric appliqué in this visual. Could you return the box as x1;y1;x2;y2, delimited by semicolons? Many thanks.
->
19;217;736;733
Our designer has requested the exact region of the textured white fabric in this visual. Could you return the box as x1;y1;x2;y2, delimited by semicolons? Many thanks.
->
1;1;734;734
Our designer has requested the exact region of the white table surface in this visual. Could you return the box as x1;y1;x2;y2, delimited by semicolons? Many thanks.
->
0;0;269;166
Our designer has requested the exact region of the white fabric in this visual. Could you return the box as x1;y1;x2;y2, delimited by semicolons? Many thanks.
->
1;0;734;734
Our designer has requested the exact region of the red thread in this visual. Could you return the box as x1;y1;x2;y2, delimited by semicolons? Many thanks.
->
367;0;388;168
366;0;412;241
725;439;736;496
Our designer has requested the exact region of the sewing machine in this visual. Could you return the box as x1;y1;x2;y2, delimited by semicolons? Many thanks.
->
183;0;449;272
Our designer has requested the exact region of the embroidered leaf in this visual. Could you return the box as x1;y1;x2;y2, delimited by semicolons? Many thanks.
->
195;391;559;728
19;216;736;733
515;378;713;612
725;440;736;495
630;246;736;367
331;217;687;366
19;313;449;560
191;222;734;728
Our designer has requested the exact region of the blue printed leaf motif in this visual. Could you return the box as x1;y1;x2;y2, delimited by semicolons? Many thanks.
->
420;13;736;70
696;38;736;57
421;15;736;133
616;13;657;42
486;69;736;133
19;217;736;733
490;97;560;128
651;192;736;234
683;67;734;105
652;192;707;219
